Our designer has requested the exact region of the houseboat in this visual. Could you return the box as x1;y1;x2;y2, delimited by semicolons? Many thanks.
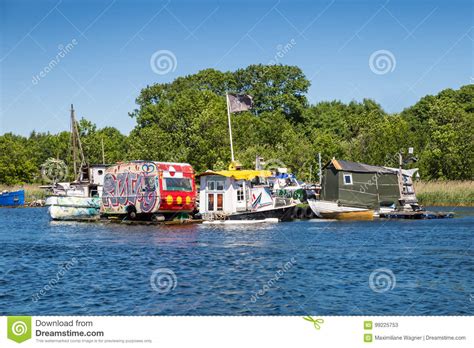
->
46;164;107;220
100;161;197;221
308;159;401;220
198;161;296;223
45;105;108;220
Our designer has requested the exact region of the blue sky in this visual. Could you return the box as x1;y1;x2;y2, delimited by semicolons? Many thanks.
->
1;0;472;135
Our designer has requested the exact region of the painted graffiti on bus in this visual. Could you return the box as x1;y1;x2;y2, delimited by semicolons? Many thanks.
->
102;171;158;213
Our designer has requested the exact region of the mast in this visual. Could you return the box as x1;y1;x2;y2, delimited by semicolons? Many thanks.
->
70;104;86;181
225;93;235;162
318;152;322;184
71;104;77;179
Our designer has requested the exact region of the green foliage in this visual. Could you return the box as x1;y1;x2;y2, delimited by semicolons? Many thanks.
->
0;64;472;184
0;133;37;184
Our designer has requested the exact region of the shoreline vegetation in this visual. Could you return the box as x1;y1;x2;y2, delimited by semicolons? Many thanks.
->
414;181;474;207
1;181;473;207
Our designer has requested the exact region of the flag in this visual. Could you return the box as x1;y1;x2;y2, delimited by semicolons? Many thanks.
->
227;94;253;113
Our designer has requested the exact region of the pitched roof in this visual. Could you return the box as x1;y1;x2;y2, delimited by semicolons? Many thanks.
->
326;159;396;174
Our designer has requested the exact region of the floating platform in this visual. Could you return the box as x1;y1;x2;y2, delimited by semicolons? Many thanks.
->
379;211;454;219
106;217;203;225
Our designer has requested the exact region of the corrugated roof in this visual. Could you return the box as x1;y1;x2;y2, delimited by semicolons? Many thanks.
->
327;159;396;174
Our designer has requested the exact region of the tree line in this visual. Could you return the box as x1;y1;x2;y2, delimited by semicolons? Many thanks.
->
0;64;472;185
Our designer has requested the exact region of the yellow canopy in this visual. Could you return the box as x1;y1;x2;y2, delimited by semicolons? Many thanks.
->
199;169;272;181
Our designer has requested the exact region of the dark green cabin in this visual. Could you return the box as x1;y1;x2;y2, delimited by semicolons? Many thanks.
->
321;159;401;209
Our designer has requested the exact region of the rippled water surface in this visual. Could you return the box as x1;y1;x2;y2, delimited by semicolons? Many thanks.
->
0;207;472;315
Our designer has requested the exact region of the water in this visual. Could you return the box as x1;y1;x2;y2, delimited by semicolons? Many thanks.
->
0;207;472;315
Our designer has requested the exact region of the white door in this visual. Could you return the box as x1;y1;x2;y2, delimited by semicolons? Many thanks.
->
206;179;225;212
235;180;246;211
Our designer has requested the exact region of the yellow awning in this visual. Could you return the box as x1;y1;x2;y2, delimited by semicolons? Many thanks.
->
198;169;272;181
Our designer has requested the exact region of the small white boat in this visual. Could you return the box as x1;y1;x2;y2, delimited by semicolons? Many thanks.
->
308;199;373;220
46;195;101;221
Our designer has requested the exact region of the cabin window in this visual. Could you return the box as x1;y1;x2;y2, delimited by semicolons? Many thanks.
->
207;194;214;211
163;178;192;191
207;179;224;191
236;183;244;202
343;173;353;185
207;181;215;190
98;170;103;175
216;180;225;191
217;194;223;210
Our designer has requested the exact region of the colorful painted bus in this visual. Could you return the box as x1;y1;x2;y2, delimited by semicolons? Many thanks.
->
100;161;197;220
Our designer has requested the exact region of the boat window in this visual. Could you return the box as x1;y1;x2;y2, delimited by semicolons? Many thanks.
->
207;180;215;191
343;173;353;185
98;170;103;175
207;179;224;191
208;194;214;211
216;180;225;191
163;178;192;191
237;183;244;202
217;193;223;210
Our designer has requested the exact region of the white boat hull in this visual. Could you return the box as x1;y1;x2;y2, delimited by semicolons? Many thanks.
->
203;218;279;225
46;196;100;220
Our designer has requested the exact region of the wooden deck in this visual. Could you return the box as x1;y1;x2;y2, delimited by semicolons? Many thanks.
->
379;211;454;219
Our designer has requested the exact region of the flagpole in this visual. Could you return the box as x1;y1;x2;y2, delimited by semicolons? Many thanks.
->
226;93;235;162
